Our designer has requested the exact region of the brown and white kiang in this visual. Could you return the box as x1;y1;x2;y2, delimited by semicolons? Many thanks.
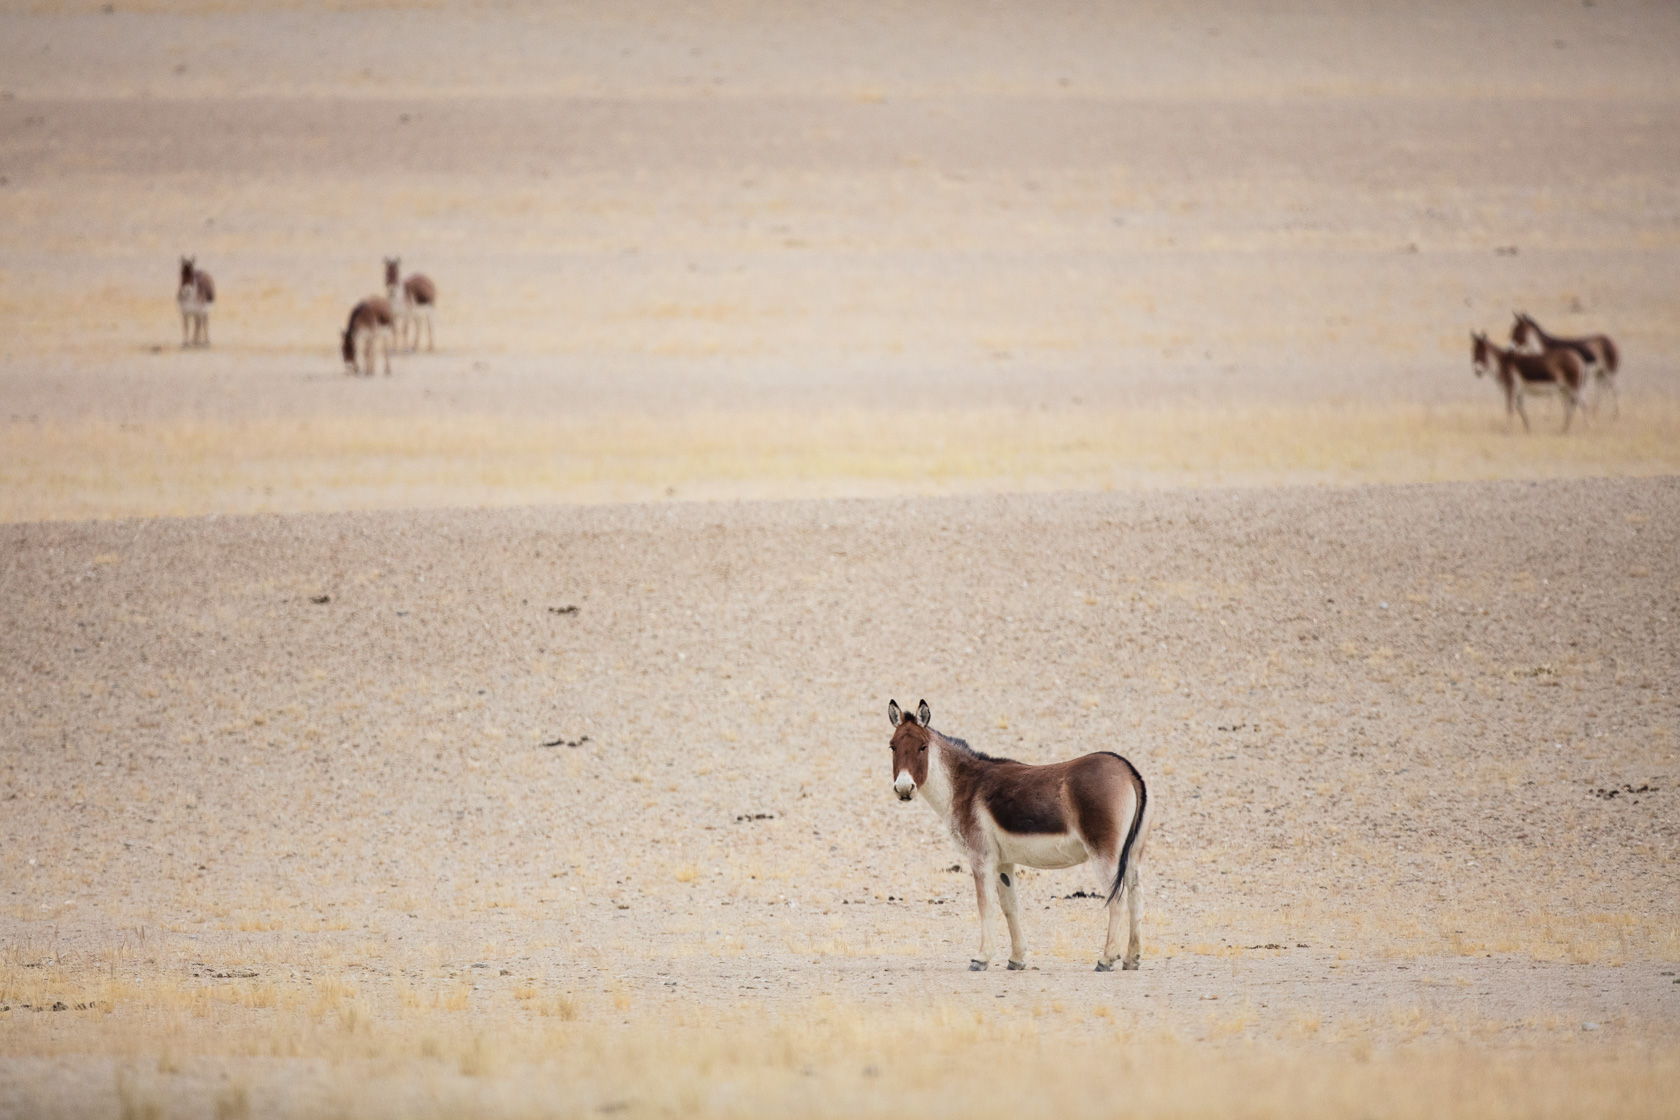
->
342;296;396;376
1511;312;1620;417
887;699;1150;972
176;256;215;348
1472;331;1584;433
384;257;436;352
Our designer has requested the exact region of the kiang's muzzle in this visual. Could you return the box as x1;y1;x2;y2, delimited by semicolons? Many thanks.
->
893;773;916;801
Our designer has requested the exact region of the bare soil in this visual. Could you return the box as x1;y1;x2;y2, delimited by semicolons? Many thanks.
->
3;481;1679;1115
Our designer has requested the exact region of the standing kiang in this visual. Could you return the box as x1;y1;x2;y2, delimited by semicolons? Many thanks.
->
341;296;396;376
176;256;215;348
886;700;1150;972
1511;312;1620;417
1471;331;1585;433
384;257;436;352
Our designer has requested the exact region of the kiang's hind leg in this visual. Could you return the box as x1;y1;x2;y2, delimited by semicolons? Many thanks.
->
995;864;1027;970
1121;858;1144;970
1088;852;1126;972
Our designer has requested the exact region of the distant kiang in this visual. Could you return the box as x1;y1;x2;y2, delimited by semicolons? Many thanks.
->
886;700;1150;972
1511;312;1619;417
1472;331;1584;433
384;257;436;353
176;256;215;348
342;296;396;376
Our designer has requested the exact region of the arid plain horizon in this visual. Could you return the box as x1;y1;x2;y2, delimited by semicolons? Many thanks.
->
2;2;1678;1117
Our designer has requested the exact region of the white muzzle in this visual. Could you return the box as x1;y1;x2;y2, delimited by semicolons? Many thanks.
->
893;773;916;801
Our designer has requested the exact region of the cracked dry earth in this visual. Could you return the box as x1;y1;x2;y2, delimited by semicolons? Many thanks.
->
1;477;1678;1116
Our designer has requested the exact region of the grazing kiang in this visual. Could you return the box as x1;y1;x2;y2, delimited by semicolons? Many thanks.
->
1472;331;1584;433
1511;312;1620;417
176;256;215;348
887;699;1150;972
384;257;436;352
341;297;396;376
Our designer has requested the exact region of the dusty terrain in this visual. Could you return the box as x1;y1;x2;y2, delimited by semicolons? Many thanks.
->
2;482;1679;1117
3;1;1680;1116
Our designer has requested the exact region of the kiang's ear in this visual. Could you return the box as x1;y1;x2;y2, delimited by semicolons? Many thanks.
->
887;700;902;727
917;700;932;727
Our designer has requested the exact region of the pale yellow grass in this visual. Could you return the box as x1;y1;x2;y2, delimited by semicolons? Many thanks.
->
4;968;1675;1119
6;402;1679;522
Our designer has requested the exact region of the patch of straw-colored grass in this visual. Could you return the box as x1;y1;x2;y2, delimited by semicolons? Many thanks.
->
4;401;1679;522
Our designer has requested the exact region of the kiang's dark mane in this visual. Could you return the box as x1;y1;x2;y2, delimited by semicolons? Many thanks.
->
932;727;1015;764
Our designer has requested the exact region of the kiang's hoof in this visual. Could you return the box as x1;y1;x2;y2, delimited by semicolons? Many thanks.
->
1006;960;1027;971
1094;961;1114;973
1122;960;1140;971
968;959;989;972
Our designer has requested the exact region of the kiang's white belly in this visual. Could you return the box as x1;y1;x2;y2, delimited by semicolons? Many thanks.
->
990;825;1089;870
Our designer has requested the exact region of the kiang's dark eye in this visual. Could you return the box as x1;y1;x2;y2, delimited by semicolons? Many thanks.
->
919;743;927;752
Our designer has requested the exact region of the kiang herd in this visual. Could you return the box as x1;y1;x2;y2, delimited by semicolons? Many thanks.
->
173;255;437;375
181;258;1624;429
1471;313;1621;433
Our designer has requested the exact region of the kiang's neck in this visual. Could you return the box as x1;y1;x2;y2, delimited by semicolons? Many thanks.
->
918;733;958;819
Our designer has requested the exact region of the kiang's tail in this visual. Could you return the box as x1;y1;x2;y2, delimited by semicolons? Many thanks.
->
1107;760;1148;905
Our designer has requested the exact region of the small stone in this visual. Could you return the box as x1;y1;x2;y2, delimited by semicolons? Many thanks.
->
1582;1021;1600;1031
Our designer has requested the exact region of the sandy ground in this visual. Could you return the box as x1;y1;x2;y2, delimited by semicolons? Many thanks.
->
3;1;1680;1116
3;481;1678;1116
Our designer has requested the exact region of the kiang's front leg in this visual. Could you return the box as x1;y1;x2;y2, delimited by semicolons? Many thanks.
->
968;856;1000;971
995;864;1028;970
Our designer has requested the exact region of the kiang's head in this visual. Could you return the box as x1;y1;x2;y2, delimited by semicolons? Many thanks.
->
1471;331;1493;376
341;326;356;367
1511;312;1533;348
384;257;400;286
179;256;195;285
887;699;933;800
